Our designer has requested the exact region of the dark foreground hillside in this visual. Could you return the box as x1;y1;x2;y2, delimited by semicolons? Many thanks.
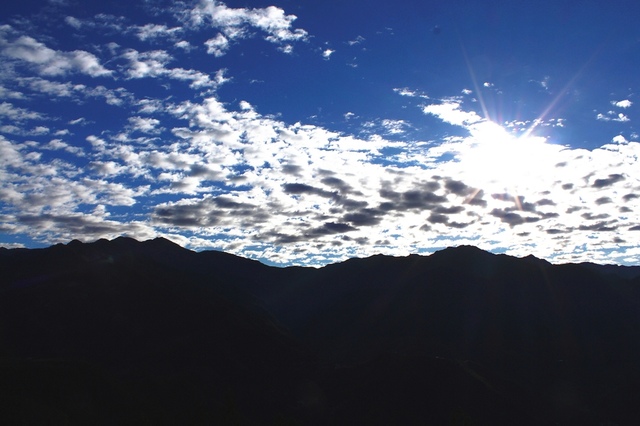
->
1;237;640;425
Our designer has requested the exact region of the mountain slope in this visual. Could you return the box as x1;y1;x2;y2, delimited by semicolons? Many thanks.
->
0;237;319;424
1;239;640;425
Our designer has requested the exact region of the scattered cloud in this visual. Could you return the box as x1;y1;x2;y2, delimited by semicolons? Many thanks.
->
64;16;82;29
185;0;308;50
0;1;638;267
596;111;631;122
381;119;409;135
134;24;182;41
0;102;46;122
0;31;112;77
348;35;365;46
393;87;429;99
121;48;227;90
205;33;229;56
612;99;632;108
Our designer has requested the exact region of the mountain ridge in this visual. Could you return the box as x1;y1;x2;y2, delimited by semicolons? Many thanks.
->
3;236;639;277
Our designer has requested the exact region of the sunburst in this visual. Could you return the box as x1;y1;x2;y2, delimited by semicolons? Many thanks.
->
455;120;562;208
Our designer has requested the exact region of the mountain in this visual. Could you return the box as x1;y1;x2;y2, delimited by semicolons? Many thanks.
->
1;239;640;425
0;237;319;425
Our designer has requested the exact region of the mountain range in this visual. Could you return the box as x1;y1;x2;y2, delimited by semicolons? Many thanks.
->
2;237;640;425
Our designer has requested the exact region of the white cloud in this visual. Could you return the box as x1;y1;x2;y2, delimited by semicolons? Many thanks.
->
44;139;84;156
204;33;229;56
0;124;50;136
348;35;365;46
381;119;408;135
15;77;134;106
612;135;628;144
422;101;482;126
128;116;163;134
322;49;334;59
613;99;632;108
393;87;429;99
121;48;227;90
174;40;193;51
0;102;46;121
279;44;294;54
64;16;82;29
0;34;112;77
393;87;417;97
69;117;87;126
186;1;308;50
597;111;630;122
135;24;182;41
0;85;25;99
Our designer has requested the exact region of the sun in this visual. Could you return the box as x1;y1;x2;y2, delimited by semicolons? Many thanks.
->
455;120;560;200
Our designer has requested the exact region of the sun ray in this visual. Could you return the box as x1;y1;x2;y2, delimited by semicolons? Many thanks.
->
522;44;605;139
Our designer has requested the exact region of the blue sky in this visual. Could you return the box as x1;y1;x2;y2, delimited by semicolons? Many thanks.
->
1;0;639;266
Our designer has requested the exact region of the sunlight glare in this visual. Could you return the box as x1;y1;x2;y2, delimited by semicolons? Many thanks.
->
457;120;558;198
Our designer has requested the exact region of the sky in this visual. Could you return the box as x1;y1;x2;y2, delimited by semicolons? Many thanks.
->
1;0;639;266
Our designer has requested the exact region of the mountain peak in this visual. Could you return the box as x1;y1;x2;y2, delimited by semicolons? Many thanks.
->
148;236;182;247
521;254;551;268
430;245;496;261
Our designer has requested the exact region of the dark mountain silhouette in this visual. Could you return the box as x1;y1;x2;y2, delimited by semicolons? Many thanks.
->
1;238;640;425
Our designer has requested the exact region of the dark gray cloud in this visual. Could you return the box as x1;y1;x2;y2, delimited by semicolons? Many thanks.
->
154;204;219;227
15;213;149;238
444;178;472;196
189;164;223;180
342;209;383;226
592;174;625;188
490;209;540;227
536;198;555;206
578;221;618;232
623;193;638;202
281;164;302;176
546;228;569;234
380;188;447;211
582;212;610;220
595;197;613;205
153;195;268;228
432;205;465;215
213;196;255;209
321;176;352;193
427;213;448;224
310;222;356;236
335;197;369;210
448;221;471;229
283;183;335;198
466;190;487;207
539;212;559;219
